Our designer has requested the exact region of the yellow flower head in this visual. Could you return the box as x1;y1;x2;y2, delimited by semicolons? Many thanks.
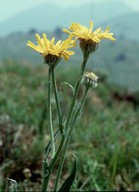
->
63;21;116;53
27;33;76;66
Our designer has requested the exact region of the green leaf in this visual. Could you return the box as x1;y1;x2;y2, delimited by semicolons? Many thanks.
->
44;129;60;158
58;154;77;192
60;82;75;95
7;178;18;192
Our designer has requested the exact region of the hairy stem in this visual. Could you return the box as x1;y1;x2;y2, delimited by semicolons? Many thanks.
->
51;68;63;134
54;52;90;191
48;67;55;158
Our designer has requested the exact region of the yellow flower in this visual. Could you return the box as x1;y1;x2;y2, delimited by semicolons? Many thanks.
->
63;21;115;53
27;33;76;66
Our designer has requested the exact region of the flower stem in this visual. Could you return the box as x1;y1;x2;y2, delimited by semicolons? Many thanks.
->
64;51;89;133
53;87;89;191
48;67;55;158
54;52;90;191
81;51;90;75
51;68;63;134
41;160;49;192
41;67;57;192
71;86;89;127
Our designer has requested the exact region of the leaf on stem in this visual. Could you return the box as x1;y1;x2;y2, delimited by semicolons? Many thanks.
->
58;154;77;192
7;178;18;192
45;129;60;158
60;82;75;95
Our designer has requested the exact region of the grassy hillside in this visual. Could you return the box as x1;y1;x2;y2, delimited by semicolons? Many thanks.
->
0;61;139;191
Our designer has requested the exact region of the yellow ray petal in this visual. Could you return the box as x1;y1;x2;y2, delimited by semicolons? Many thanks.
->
89;20;93;33
35;34;44;48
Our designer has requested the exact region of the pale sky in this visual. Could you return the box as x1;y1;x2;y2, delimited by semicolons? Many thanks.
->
0;0;139;23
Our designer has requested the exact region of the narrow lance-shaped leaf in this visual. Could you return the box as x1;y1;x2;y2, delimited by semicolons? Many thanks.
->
44;128;60;158
58;154;77;192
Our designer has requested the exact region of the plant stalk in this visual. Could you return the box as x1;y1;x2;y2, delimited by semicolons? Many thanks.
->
51;68;63;134
48;67;55;158
54;52;90;191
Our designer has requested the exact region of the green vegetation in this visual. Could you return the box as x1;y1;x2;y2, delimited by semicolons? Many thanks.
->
0;61;139;191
